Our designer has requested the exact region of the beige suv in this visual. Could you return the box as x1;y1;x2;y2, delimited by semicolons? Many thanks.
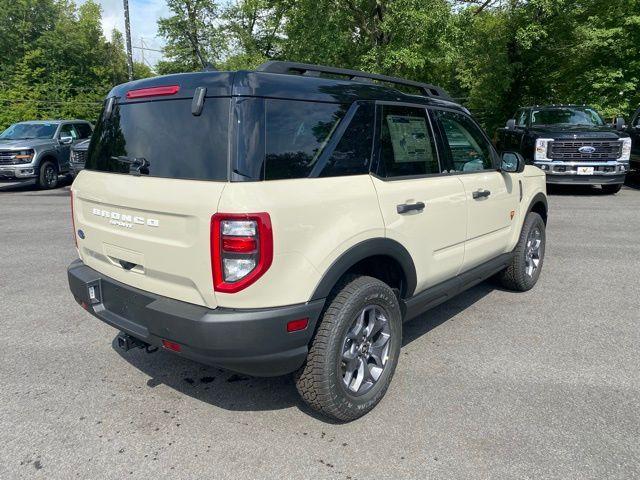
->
67;62;548;421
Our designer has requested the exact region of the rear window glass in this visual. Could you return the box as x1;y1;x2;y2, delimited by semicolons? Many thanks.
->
265;99;347;180
86;98;230;181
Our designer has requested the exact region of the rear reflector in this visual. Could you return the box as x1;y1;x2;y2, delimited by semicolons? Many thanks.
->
287;318;309;333
126;85;180;99
162;339;182;352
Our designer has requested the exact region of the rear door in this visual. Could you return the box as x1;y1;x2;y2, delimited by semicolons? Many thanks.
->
72;95;231;309
371;103;467;293
432;108;519;271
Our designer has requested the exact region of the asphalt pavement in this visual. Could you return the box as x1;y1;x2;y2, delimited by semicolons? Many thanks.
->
1;180;639;479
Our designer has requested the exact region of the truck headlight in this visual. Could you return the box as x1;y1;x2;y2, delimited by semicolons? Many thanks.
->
535;139;553;161
14;149;35;163
620;138;631;161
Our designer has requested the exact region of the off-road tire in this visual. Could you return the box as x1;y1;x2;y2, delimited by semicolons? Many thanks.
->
295;275;402;422
497;212;546;291
601;184;622;194
37;161;58;189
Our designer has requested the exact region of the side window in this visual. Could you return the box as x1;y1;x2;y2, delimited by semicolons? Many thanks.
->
378;105;440;178
59;124;78;140
74;123;92;139
319;103;374;177
634;110;640;127
433;110;494;172
516;110;528;127
265;99;347;180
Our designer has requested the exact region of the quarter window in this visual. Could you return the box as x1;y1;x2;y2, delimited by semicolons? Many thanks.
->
265;100;347;180
433;110;494;172
377;105;440;178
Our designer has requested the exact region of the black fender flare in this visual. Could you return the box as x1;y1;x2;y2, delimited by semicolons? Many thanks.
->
36;151;61;170
526;192;548;222
310;238;417;301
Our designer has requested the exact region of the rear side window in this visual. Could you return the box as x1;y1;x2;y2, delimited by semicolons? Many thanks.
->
377;104;440;178
86;98;230;181
319;103;374;177
265;100;347;180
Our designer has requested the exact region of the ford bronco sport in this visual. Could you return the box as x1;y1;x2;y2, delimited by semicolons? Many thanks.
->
495;105;631;194
67;62;548;421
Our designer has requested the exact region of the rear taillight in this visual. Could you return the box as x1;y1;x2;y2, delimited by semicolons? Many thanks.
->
211;213;273;293
70;191;77;248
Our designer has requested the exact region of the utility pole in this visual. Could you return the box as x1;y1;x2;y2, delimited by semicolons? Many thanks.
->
123;0;134;81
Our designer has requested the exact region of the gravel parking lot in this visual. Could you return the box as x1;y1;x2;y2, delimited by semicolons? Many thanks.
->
1;181;639;479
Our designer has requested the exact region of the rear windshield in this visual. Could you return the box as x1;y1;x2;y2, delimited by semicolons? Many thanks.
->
86;98;230;181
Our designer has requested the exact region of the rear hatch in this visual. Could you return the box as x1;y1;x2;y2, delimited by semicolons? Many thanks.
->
72;76;233;308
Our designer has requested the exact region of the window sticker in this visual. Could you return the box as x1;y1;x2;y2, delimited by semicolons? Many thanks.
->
385;115;431;163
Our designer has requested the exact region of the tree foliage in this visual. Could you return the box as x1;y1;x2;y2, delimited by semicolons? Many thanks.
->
158;0;640;131
0;0;152;129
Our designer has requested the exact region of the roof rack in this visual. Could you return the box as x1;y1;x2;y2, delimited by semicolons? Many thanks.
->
257;61;453;101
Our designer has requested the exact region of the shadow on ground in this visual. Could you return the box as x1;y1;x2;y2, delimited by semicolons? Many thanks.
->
0;176;72;193
113;282;496;421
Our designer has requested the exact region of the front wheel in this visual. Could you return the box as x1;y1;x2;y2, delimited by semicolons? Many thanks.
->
497;212;546;291
37;161;58;189
601;184;622;194
295;275;402;422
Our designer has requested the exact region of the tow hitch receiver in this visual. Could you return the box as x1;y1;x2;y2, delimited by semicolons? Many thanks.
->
116;332;152;352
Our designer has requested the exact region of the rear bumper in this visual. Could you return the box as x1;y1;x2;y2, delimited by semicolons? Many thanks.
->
67;259;325;376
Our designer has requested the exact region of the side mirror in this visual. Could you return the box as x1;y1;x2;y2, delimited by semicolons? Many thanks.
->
59;136;73;145
500;151;525;173
615;117;625;131
506;119;516;130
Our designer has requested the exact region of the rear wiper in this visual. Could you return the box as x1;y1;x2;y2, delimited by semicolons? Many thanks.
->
111;156;150;175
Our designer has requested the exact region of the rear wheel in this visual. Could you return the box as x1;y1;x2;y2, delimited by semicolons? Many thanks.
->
37;161;58;189
497;212;546;291
295;275;402;422
601;184;622;194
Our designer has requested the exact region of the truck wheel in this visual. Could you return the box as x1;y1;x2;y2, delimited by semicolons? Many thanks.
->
601;184;622;194
37;161;58;189
295;275;402;422
497;212;546;292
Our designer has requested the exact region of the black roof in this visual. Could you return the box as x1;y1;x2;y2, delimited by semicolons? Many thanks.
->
108;62;466;113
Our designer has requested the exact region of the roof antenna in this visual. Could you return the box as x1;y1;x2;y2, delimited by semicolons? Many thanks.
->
185;31;216;71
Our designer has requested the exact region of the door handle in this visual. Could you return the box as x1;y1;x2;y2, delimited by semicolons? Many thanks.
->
472;189;491;199
397;202;425;214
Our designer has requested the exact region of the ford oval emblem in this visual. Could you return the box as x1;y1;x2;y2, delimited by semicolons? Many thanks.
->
578;146;596;154
77;229;85;240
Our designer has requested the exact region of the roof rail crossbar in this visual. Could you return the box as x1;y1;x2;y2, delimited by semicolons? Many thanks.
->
257;61;452;100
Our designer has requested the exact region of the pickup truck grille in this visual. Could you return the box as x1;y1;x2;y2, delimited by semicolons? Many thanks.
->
548;140;622;160
0;151;18;165
71;149;88;165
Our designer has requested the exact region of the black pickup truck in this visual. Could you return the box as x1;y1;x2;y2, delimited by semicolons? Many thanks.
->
495;105;631;193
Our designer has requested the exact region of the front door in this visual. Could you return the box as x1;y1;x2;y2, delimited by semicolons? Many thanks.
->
371;103;467;294
432;108;519;271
